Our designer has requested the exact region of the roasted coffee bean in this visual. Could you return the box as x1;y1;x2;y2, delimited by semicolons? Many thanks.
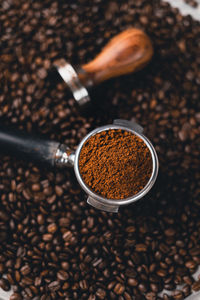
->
42;233;53;241
156;268;168;277
114;283;125;295
192;280;200;292
0;211;9;222
183;275;194;285
20;265;31;276
185;260;196;269
7;273;15;285
0;278;10;291
150;283;160;293
172;290;184;300
62;231;73;242
182;284;191;297
125;268;137;278
128;278;138;287
138;283;148;293
96;288;106;299
135;244;148;252
10;293;23;300
162;294;171;300
145;292;156;300
47;223;58;233
57;270;69;281
48;281;61;291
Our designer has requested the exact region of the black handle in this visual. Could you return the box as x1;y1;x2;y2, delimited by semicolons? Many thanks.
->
0;125;60;167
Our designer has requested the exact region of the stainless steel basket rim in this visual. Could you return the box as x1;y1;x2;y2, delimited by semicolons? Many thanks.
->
74;124;159;206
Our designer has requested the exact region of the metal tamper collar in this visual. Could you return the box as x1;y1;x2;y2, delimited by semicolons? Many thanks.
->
55;59;90;106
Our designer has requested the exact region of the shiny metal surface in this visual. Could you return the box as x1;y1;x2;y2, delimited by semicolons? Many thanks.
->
74;120;159;213
56;61;90;105
55;144;75;167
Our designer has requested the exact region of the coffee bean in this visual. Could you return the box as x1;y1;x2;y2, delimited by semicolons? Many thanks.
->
43;233;53;241
96;288;106;299
79;280;88;290
156;269;167;277
61;261;70;271
37;214;45;225
47;223;58;233
162;294;170;300
31;183;41;192
21;265;31;276
48;281;61;291
62;282;70;290
57;270;69;281
172;290;184;300
10;293;23;300
128;278;138;287
59;218;70;227
7;273;15;285
182;284;190;297
62;230;73;242
125;268;137;278
164;228;176;237
138;283;148;293
135;244;148;252
145;292;156;300
185;260;197;269
192;280;200;292
114;283;125;295
55;185;63;196
0;278;10;291
15;270;21;282
0;263;5;273
0;211;9;221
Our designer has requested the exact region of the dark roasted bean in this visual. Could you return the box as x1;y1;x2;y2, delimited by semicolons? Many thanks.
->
182;284;191;297
145;292;156;300
10;293;23;300
128;278;138;287
21;265;31;276
0;278;10;291
48;281;61;291
96;288;106;299
192;280;200;292
138;283;148;293
172;290;184;300
114;283;125;295
57;270;69;281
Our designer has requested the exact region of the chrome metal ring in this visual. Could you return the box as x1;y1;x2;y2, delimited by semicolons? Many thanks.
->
56;61;90;106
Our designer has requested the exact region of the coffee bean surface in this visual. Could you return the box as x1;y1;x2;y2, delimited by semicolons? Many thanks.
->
0;0;199;299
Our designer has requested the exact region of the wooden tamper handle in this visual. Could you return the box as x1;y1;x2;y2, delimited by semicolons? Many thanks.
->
79;28;153;85
56;28;153;105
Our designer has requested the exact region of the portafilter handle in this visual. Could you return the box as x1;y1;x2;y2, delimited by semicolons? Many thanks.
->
0;125;74;168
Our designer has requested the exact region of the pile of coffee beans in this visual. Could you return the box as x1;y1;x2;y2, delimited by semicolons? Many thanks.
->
0;0;200;299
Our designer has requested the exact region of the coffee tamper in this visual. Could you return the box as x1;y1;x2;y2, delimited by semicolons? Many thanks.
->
54;28;153;106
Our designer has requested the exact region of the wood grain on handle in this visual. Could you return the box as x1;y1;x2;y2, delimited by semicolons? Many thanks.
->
81;28;153;84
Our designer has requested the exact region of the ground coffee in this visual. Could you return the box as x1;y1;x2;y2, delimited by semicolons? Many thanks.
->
79;129;152;199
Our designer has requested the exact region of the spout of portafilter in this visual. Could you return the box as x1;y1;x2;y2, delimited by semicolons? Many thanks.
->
0;125;75;168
